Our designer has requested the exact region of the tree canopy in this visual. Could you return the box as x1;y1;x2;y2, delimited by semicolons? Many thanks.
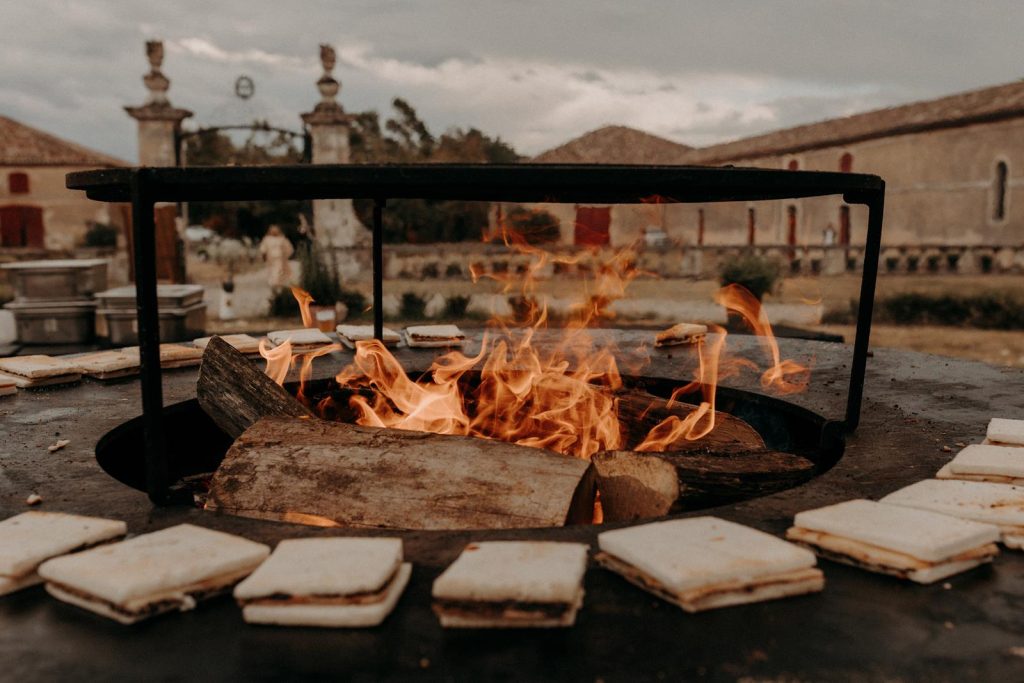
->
183;101;520;244
182;126;308;243
349;98;521;244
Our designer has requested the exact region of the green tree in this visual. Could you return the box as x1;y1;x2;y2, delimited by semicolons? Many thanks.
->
182;127;310;243
350;98;521;242
184;100;520;245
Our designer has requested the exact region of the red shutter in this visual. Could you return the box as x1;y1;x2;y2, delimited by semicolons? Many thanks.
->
0;206;20;246
23;206;44;247
0;205;43;247
8;173;29;194
573;206;611;247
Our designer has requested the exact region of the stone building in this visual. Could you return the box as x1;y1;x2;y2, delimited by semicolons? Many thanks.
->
504;80;1024;256
0;115;127;251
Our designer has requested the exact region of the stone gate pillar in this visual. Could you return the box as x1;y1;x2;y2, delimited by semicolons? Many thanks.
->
124;40;190;282
124;41;191;166
301;44;365;278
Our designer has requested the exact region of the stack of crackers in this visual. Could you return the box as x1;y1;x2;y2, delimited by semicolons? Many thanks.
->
0;355;82;389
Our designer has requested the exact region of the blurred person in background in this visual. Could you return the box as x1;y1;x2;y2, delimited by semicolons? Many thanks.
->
259;225;294;290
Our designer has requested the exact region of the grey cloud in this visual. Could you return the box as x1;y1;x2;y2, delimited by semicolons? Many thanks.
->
1;0;1022;160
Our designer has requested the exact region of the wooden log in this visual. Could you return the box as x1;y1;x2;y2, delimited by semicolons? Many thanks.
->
197;335;312;438
206;416;597;530
593;448;815;523
616;389;765;452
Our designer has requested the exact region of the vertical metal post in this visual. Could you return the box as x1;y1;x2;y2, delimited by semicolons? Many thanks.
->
130;170;170;504
372;199;385;340
845;185;885;431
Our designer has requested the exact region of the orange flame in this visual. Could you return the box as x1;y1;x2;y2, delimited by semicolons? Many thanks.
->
715;284;811;395
635;326;727;451
262;223;811;471
296;343;341;405
260;338;293;384
291;286;316;328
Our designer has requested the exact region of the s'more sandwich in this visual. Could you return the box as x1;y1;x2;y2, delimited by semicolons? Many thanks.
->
0;355;82;388
122;344;205;369
0;512;126;597
881;479;1024;549
432;541;588;628
38;524;269;624
194;334;262;358
985;418;1024;447
404;324;466;349
336;324;402;349
936;444;1024;485
234;538;411;627
597;517;822;612
72;349;140;381
654;323;708;348
786;499;1000;583
267;328;334;353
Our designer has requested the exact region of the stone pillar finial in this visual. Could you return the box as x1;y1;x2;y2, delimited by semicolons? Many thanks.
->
142;40;171;106
302;43;364;268
312;43;343;113
125;39;191;167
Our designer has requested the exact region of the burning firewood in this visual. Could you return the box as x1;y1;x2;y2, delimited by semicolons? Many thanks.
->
206;417;596;530
199;335;595;529
592;448;815;523
197;336;313;438
615;389;765;452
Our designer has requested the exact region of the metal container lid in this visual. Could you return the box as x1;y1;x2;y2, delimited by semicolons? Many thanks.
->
95;284;205;308
4;299;98;313
97;300;207;317
1;259;108;270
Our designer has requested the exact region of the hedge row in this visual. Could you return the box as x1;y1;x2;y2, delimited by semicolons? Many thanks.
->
824;292;1024;329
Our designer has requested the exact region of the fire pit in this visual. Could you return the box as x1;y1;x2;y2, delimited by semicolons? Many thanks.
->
66;164;885;509
6;163;1023;679
66;164;880;532
4;340;1024;680
94;334;845;529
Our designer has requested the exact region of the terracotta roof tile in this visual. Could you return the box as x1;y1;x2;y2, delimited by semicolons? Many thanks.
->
537;81;1024;168
690;80;1024;164
532;125;692;165
0;115;128;167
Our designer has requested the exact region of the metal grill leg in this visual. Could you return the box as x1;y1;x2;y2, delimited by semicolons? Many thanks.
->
373;199;385;340
846;187;885;431
130;171;170;504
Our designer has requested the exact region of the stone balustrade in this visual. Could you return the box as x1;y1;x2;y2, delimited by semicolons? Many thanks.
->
334;242;1024;282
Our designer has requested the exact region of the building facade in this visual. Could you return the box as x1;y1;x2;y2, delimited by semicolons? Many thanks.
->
507;81;1024;256
0;116;128;252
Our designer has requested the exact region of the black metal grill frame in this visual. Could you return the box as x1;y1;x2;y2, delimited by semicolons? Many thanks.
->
67;163;885;504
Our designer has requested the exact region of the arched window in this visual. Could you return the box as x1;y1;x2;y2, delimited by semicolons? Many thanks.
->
787;159;799;171
8;172;29;194
993;161;1009;222
839;153;853;173
747;207;756;245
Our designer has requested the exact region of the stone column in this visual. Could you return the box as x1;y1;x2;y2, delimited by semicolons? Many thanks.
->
124;40;190;282
301;44;365;278
124;41;192;165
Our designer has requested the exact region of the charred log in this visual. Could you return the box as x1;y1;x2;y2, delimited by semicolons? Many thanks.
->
206;416;597;530
593;448;815;523
197;335;312;438
616;389;766;452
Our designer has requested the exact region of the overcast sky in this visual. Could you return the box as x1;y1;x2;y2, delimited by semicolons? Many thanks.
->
3;0;1023;162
